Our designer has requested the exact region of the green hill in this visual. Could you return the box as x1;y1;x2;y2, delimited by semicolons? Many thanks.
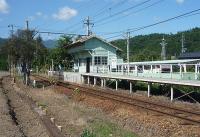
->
0;38;8;70
111;27;200;61
43;39;58;48
0;38;7;47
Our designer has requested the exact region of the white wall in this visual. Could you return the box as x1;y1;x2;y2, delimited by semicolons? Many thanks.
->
63;72;82;84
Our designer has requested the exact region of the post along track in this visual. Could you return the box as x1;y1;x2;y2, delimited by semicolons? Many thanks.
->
33;75;200;126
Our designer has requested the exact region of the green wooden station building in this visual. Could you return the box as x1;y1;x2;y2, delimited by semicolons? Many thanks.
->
66;35;123;73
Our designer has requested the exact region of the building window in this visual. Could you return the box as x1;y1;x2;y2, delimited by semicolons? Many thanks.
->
94;56;107;65
102;57;108;65
95;57;101;65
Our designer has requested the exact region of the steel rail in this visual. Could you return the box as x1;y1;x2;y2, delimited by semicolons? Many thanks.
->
33;75;200;126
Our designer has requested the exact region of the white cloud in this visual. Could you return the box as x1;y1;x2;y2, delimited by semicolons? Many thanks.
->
36;12;42;16
0;0;9;14
176;0;185;4
27;12;48;21
52;6;77;21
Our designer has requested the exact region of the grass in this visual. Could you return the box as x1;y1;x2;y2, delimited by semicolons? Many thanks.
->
83;120;138;137
36;102;47;109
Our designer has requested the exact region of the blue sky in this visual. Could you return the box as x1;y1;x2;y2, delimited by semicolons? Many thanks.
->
0;0;200;40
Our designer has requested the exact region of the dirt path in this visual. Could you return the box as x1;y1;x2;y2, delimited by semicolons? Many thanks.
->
0;77;51;137
0;82;23;137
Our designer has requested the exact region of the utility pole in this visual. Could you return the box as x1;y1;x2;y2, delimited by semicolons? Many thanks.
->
8;24;15;76
84;16;94;36
25;20;29;85
52;59;54;72
126;31;130;74
8;24;14;38
26;20;29;30
181;33;186;53
160;36;167;60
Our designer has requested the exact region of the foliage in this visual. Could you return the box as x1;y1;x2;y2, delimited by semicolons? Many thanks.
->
0;45;8;70
46;35;73;71
111;27;200;62
32;36;48;71
1;29;48;71
81;129;95;137
48;76;58;85
73;87;80;94
88;120;138;137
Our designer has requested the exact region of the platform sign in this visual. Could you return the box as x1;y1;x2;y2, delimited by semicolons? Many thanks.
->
111;58;117;69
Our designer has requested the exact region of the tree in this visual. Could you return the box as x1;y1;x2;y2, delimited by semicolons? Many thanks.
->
32;36;48;71
46;35;73;71
111;27;200;62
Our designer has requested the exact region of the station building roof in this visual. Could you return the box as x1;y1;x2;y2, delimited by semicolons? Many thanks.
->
65;35;122;51
179;52;200;59
118;59;200;65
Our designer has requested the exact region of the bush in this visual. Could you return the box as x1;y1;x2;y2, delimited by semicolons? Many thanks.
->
81;129;95;137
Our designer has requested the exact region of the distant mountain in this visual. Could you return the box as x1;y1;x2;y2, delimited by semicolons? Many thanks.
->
111;27;200;61
43;39;58;49
0;38;7;47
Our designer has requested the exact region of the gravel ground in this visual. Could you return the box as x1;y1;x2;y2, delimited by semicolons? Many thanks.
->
15;75;200;137
80;91;200;137
0;87;22;137
16;78;138;137
1;77;50;137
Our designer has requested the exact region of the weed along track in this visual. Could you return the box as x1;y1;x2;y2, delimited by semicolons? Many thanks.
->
0;76;65;137
34;75;200;126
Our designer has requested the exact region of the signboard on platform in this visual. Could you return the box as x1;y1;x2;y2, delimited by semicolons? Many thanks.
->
111;58;117;69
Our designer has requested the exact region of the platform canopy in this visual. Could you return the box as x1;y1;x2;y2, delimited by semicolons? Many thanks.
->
118;59;200;65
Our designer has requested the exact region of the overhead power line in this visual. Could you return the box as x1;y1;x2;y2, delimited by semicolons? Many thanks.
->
94;0;151;24
65;0;127;33
92;0;127;19
37;31;86;36
95;0;165;27
104;8;200;40
129;8;200;33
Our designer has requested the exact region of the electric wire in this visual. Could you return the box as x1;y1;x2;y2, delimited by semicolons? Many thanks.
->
95;0;165;27
92;0;127;19
103;8;200;40
94;0;152;24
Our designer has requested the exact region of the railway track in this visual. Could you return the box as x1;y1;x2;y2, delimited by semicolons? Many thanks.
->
33;75;200;126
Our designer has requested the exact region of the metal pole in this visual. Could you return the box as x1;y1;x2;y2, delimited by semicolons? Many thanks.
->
147;82;151;97
101;79;104;87
88;76;90;85
130;81;132;94
94;77;96;86
104;79;106;87
26;20;29;30
171;85;174;102
195;64;198;80
52;59;54;71
127;31;130;74
116;80;118;91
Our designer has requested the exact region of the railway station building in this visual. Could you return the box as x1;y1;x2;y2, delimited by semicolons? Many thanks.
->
65;35;123;73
